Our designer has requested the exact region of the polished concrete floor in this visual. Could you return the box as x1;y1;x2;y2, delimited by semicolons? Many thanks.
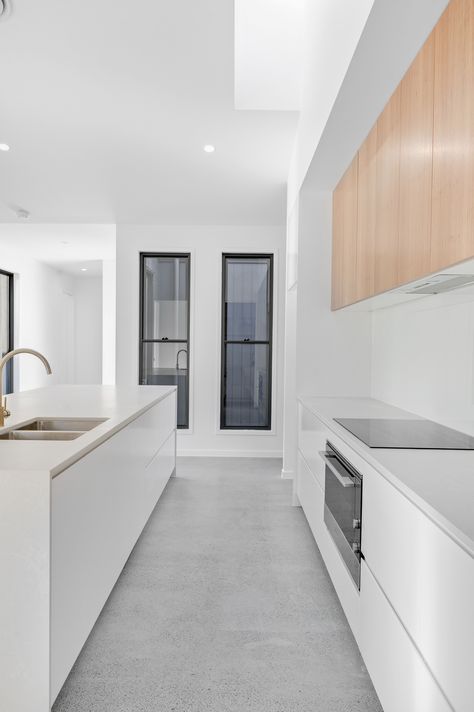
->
53;458;382;712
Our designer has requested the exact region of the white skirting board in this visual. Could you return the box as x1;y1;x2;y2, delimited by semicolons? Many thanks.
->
177;450;283;458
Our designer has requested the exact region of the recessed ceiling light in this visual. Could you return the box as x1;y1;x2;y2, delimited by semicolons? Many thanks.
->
0;143;10;152
81;268;88;272
203;144;215;153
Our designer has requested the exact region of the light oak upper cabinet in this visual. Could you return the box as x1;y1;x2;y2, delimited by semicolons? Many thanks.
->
332;155;358;309
356;124;377;301
331;0;474;309
374;86;402;294
431;0;474;272
398;33;435;284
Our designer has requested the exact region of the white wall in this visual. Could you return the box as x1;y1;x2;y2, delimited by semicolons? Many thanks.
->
73;276;103;385
0;246;74;391
281;188;372;478
371;293;474;434
0;241;104;391
116;225;285;457
102;260;116;385
287;0;374;208
296;188;372;398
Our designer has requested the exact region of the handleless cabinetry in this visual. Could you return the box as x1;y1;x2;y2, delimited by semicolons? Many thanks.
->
374;86;401;294
331;0;474;308
398;32;435;284
51;391;177;704
331;155;358;309
362;462;473;712
356;124;377;301
431;0;474;272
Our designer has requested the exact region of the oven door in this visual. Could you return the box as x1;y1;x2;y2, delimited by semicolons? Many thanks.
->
321;442;362;588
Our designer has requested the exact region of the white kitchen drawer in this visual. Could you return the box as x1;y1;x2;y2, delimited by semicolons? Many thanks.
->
144;429;176;504
360;561;451;712
363;467;474;712
297;450;361;640
133;390;176;459
297;450;325;540
297;404;328;489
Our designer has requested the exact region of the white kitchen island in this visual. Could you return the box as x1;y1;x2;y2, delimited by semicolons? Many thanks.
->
0;385;177;712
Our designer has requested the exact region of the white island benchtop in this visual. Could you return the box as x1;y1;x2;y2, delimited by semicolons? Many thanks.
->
299;396;474;558
0;384;176;477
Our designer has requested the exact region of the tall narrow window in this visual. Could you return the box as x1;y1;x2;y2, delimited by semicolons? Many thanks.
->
0;269;14;395
139;254;190;429
220;254;273;430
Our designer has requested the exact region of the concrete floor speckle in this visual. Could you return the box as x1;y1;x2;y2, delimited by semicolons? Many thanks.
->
53;457;382;712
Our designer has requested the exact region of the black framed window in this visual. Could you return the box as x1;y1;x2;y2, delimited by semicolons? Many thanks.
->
139;254;190;429
220;254;273;430
0;269;14;395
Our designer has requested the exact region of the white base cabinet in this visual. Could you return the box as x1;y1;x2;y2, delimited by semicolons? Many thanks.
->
360;562;451;712
51;396;176;704
296;400;471;712
363;465;474;712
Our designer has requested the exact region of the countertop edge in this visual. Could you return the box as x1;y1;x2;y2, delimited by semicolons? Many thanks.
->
49;387;177;478
298;395;474;559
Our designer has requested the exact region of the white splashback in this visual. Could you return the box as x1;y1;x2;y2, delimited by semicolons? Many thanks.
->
371;290;474;434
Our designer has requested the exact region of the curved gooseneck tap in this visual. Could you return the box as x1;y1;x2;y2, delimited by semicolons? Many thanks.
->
0;348;52;427
175;348;188;371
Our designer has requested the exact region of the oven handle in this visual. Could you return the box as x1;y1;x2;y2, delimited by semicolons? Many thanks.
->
319;451;355;488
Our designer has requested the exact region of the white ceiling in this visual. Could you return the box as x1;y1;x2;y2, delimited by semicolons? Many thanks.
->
0;224;115;276
0;1;298;225
234;0;304;111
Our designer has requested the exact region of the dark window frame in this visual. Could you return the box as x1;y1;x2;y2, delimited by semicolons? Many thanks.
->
139;252;191;429
0;268;14;394
220;253;274;431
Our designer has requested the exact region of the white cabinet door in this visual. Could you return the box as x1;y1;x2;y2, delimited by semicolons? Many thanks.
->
360;561;451;712
363;467;474;712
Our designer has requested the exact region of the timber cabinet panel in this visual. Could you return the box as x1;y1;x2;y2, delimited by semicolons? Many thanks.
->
374;85;402;294
431;0;474;271
331;154;358;309
356;124;377;300
331;0;474;308
398;33;435;284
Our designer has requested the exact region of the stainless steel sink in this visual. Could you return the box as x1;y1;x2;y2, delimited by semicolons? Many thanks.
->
0;416;108;441
0;430;83;441
17;417;108;432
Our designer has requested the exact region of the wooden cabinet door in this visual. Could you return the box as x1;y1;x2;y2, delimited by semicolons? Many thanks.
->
431;0;474;271
356;124;377;300
398;33;435;284
332;155;358;309
375;86;402;294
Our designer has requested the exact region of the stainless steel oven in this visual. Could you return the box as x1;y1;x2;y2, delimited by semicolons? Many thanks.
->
321;441;362;589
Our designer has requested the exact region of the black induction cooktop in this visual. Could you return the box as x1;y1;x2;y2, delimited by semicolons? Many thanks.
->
334;418;474;450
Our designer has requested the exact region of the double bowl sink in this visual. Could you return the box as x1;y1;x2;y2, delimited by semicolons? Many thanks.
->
0;418;108;441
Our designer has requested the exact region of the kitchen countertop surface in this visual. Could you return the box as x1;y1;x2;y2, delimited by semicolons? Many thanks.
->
0;385;176;477
299;396;474;558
